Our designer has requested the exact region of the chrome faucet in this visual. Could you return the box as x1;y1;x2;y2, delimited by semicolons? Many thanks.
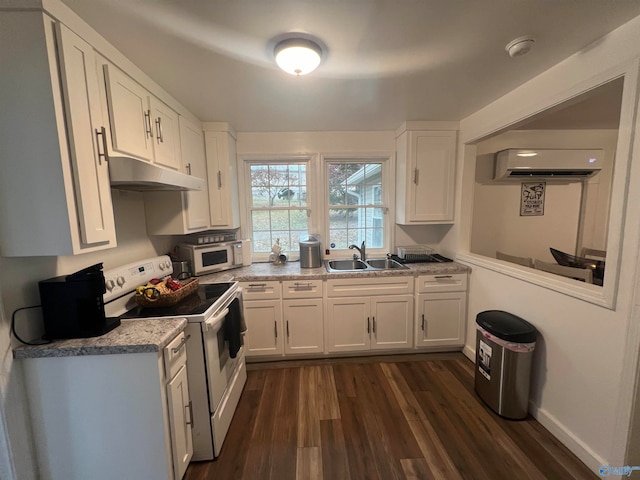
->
348;241;366;261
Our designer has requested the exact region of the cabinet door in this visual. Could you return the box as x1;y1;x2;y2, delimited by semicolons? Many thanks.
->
327;297;370;352
205;131;240;228
397;130;456;224
416;292;466;348
283;298;324;354
371;295;414;350
56;24;116;247
179;116;209;230
166;364;193;480
243;300;283;356
103;64;153;161
150;96;182;170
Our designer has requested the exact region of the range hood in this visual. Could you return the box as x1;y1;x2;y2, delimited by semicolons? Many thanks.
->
494;148;603;181
108;156;205;191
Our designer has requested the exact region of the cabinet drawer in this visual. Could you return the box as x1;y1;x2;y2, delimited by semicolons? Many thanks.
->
327;276;413;297
282;279;323;298
416;273;467;293
164;330;189;379
240;281;282;300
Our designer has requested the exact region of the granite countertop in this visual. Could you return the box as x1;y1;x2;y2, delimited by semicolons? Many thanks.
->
13;318;188;359
199;259;470;283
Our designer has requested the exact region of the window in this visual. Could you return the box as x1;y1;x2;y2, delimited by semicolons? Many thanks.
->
247;162;309;255
327;161;385;250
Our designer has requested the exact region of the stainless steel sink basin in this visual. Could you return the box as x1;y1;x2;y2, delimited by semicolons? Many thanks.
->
366;258;408;270
325;257;409;272
326;259;369;272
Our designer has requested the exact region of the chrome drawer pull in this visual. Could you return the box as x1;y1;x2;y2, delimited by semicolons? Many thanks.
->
171;334;191;353
435;275;453;279
294;282;312;288
248;283;267;288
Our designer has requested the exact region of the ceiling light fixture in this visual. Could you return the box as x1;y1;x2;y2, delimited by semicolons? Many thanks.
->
274;38;322;76
505;36;535;58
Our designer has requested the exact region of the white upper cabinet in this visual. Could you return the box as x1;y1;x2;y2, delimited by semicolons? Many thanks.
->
204;123;240;229
145;115;210;234
0;13;116;256
396;123;458;224
103;63;182;170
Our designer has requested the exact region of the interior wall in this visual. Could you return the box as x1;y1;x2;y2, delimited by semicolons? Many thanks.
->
455;15;640;472
0;191;176;479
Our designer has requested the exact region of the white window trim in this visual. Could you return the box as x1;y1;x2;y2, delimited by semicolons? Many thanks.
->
321;154;395;260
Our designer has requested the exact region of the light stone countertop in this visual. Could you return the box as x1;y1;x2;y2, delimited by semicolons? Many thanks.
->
198;259;470;283
13;318;188;359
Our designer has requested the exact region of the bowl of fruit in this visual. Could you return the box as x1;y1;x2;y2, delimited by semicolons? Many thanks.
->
134;276;199;308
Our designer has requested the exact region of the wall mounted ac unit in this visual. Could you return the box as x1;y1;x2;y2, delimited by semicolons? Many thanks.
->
494;149;603;180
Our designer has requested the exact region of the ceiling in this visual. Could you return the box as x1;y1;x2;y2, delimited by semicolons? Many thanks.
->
60;0;640;132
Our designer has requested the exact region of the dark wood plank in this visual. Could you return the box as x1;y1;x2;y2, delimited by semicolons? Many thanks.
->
186;353;598;480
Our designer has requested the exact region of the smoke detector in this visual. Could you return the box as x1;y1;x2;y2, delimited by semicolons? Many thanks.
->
505;36;535;58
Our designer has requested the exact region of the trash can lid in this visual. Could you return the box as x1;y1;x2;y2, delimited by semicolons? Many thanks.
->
476;310;537;343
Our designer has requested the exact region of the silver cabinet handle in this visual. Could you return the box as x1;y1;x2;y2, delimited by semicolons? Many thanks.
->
186;163;192;175
217;170;222;189
435;275;453;279
95;127;109;165
248;283;267;289
171;334;191;353
372;316;376;334
155;117;163;143
294;282;312;289
367;317;370;334
274;321;278;339
185;400;193;427
286;320;290;338
413;168;419;185
144;110;153;137
421;314;425;331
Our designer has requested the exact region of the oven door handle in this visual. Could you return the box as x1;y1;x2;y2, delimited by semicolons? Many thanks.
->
204;307;229;333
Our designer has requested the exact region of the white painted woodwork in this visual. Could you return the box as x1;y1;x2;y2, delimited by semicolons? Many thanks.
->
327;297;371;352
103;63;154;161
396;129;457;224
166;364;193;480
240;281;282;301
282;279;324;298
150;95;182;170
326;276;413;297
415;292;466;348
55;23;116;246
0;13;117;256
283;298;324;354
204;125;241;228
144;116;210;234
371;295;414;350
415;273;468;293
21;345;190;480
243;299;283;356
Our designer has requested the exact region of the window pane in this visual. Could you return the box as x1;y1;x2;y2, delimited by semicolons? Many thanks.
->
252;211;270;232
252;230;272;252
290;209;308;230
270;210;289;230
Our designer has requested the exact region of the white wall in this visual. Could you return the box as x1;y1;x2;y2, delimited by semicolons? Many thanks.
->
453;15;640;471
0;191;176;479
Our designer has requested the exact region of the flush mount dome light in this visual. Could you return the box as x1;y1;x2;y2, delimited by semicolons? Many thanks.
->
505;36;535;58
274;38;322;75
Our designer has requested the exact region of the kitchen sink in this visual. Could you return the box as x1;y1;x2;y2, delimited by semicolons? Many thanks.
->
366;258;408;269
325;258;409;272
326;259;369;271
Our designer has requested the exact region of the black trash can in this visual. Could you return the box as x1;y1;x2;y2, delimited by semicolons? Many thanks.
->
474;310;537;420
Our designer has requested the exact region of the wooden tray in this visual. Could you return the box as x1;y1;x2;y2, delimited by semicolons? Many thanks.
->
135;278;199;308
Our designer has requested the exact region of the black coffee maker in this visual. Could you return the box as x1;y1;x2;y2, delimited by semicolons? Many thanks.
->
39;263;120;340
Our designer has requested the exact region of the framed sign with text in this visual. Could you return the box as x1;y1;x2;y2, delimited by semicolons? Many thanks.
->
520;182;545;216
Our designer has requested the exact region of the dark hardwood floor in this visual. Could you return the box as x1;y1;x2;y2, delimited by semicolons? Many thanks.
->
185;353;597;480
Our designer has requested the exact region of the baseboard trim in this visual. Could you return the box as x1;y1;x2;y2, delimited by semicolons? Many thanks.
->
463;342;604;472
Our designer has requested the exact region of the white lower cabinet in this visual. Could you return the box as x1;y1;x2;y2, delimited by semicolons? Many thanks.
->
20;329;192;480
326;277;414;353
241;280;324;358
415;274;468;348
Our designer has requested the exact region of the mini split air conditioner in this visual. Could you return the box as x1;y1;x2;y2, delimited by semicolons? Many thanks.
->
494;149;603;181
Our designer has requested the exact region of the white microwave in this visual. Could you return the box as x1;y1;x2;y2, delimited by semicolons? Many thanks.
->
178;240;251;276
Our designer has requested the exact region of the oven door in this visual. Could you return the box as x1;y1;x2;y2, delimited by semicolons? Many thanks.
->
202;294;244;412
